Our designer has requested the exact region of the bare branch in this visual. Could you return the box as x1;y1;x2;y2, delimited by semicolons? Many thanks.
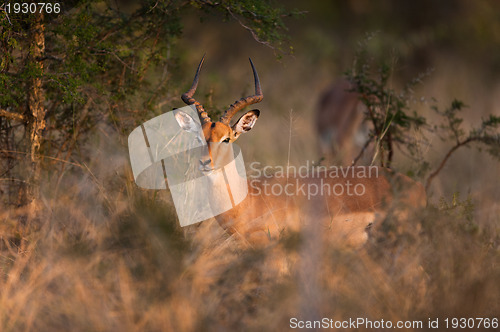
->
226;8;277;51
0;109;26;122
37;54;63;62
0;5;12;25
147;1;159;13
93;49;138;72
351;137;373;166
425;137;478;191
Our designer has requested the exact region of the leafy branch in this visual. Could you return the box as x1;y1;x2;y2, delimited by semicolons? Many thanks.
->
193;0;303;56
346;48;427;168
346;35;500;192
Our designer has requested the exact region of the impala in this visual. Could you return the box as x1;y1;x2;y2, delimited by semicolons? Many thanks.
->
174;56;426;249
316;79;370;164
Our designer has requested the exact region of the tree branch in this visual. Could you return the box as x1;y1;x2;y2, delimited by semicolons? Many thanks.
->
0;5;12;25
425;137;478;191
37;54;63;62
226;8;277;51
351;137;373;166
0;109;26;122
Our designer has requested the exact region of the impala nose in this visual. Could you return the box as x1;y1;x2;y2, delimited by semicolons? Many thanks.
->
199;158;211;167
199;157;213;173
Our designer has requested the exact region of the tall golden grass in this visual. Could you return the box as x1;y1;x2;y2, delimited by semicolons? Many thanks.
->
1;116;498;331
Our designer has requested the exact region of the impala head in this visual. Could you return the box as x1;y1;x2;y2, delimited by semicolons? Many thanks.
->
174;55;263;174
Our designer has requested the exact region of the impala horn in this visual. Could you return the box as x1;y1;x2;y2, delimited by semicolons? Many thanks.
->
181;54;211;124
220;58;263;124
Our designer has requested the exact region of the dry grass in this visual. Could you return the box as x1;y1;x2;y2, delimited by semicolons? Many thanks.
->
0;123;498;331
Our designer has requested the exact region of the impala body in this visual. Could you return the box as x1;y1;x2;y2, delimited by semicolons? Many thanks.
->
316;79;370;164
174;57;426;248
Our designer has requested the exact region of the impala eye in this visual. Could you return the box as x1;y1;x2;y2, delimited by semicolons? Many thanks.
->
222;137;230;143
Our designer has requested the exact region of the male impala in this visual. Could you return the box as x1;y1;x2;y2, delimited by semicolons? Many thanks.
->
174;56;426;248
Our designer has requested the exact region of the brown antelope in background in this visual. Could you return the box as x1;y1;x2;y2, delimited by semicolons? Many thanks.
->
174;56;426;249
316;79;371;164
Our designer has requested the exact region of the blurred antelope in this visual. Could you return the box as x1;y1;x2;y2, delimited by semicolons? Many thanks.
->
316;79;370;164
174;56;426;249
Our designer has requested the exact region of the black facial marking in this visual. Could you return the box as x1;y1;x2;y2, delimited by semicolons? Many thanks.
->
211;122;216;128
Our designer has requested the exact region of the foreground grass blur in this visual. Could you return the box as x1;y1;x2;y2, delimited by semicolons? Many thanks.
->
2;2;500;328
0;127;498;331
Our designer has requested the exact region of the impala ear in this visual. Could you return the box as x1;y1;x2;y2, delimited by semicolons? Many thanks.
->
174;110;201;133
232;110;260;137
